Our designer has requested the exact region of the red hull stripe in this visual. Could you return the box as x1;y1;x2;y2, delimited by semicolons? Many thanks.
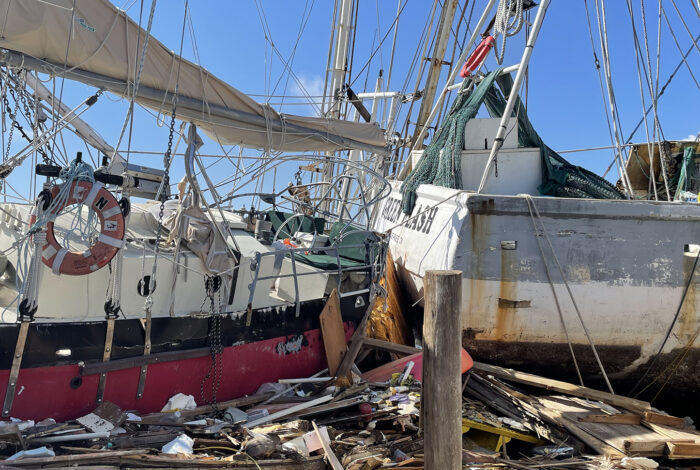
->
0;325;353;422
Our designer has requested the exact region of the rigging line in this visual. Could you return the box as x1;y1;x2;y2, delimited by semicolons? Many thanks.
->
638;0;669;188
51;0;78;169
626;0;659;199
648;325;700;403
348;0;410;89
385;0;403;101
321;0;340;115
271;0;316;111
661;5;700;90
523;195;615;394
346;0;360;102
524;198;584;387
594;0;633;196
111;0;157;163
624;31;700;143
396;0;440;162
668;0;700;59
254;0;321;115
629;245;700;397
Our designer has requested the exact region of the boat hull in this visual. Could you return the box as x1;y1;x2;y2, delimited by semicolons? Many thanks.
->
0;295;366;421
374;184;700;394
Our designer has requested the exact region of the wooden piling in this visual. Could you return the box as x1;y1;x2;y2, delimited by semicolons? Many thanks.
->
422;270;462;470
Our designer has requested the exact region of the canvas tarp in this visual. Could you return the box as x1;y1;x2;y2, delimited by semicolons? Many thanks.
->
0;0;386;153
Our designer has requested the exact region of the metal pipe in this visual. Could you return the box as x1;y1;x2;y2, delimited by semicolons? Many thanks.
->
476;0;551;194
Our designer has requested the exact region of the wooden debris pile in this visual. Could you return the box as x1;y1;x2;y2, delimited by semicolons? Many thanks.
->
0;338;698;469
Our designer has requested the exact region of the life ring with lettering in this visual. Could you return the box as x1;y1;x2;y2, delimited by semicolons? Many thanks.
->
460;36;495;78
29;181;125;276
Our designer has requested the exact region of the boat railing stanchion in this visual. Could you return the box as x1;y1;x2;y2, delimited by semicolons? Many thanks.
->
290;250;300;318
246;252;262;327
476;0;551;194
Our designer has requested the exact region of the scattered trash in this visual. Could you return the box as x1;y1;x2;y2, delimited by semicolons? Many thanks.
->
161;433;194;455
6;446;54;461
0;338;698;468
161;393;197;412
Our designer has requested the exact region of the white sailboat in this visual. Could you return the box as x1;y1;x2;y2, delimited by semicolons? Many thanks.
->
0;0;389;421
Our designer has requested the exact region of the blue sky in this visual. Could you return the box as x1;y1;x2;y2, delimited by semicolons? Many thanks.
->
5;0;700;203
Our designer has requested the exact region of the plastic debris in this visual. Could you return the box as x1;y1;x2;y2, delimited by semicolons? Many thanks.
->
161;393;197;412
6;446;55;461
161;433;194;455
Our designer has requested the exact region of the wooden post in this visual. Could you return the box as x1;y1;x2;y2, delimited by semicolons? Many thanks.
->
423;270;462;470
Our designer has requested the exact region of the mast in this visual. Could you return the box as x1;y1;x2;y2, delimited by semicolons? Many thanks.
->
410;0;460;151
321;0;356;214
325;0;355;118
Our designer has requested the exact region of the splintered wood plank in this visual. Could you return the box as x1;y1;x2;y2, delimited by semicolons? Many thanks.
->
643;412;687;428
643;420;700;443
472;362;651;414
579;414;642;425
319;289;352;385
667;441;700;459
536;396;664;457
623;439;668;456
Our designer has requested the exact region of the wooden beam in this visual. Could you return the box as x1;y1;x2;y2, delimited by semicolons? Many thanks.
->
623;439;667;456
579;414;642;425
319;289;351;385
313;421;343;470
423;270;462;470
333;295;377;384
362;337;420;356
472;361;651;414
643;412;687;428
666;441;700;459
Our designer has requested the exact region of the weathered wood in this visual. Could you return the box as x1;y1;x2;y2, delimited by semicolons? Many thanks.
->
313;420;343;470
472;361;651;414
333;295;377;384
319;289;352;385
642;412;687;428
623;439;667;456
0;449;148;467
667;441;700;459
579;414;641;425
422;270;462;470
362;337;420;356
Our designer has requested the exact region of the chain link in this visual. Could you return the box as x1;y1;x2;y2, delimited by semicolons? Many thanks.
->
200;276;223;410
144;97;178;313
3;89;19;161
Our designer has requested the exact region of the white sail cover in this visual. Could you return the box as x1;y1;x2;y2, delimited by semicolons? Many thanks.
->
0;0;386;153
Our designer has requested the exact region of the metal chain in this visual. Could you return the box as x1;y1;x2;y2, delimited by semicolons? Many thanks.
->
200;276;223;410
3;88;19;160
144;99;177;313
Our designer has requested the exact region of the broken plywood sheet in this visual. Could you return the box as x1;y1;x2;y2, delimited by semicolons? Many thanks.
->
535;396;665;457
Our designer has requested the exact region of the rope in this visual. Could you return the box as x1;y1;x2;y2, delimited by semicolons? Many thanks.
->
493;0;525;65
524;197;584;386
522;195;615;393
629;242;700;396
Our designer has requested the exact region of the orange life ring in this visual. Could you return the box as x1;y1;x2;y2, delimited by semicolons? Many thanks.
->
460;36;495;78
29;181;125;276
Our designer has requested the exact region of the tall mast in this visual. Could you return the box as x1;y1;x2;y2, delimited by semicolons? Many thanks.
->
410;0;459;151
325;0;355;118
321;0;356;214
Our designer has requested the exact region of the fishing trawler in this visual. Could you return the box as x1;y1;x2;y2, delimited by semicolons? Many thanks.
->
370;0;700;400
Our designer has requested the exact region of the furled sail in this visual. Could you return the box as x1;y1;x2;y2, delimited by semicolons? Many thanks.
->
0;0;387;153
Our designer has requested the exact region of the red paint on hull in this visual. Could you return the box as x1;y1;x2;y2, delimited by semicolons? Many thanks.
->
0;325;353;422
